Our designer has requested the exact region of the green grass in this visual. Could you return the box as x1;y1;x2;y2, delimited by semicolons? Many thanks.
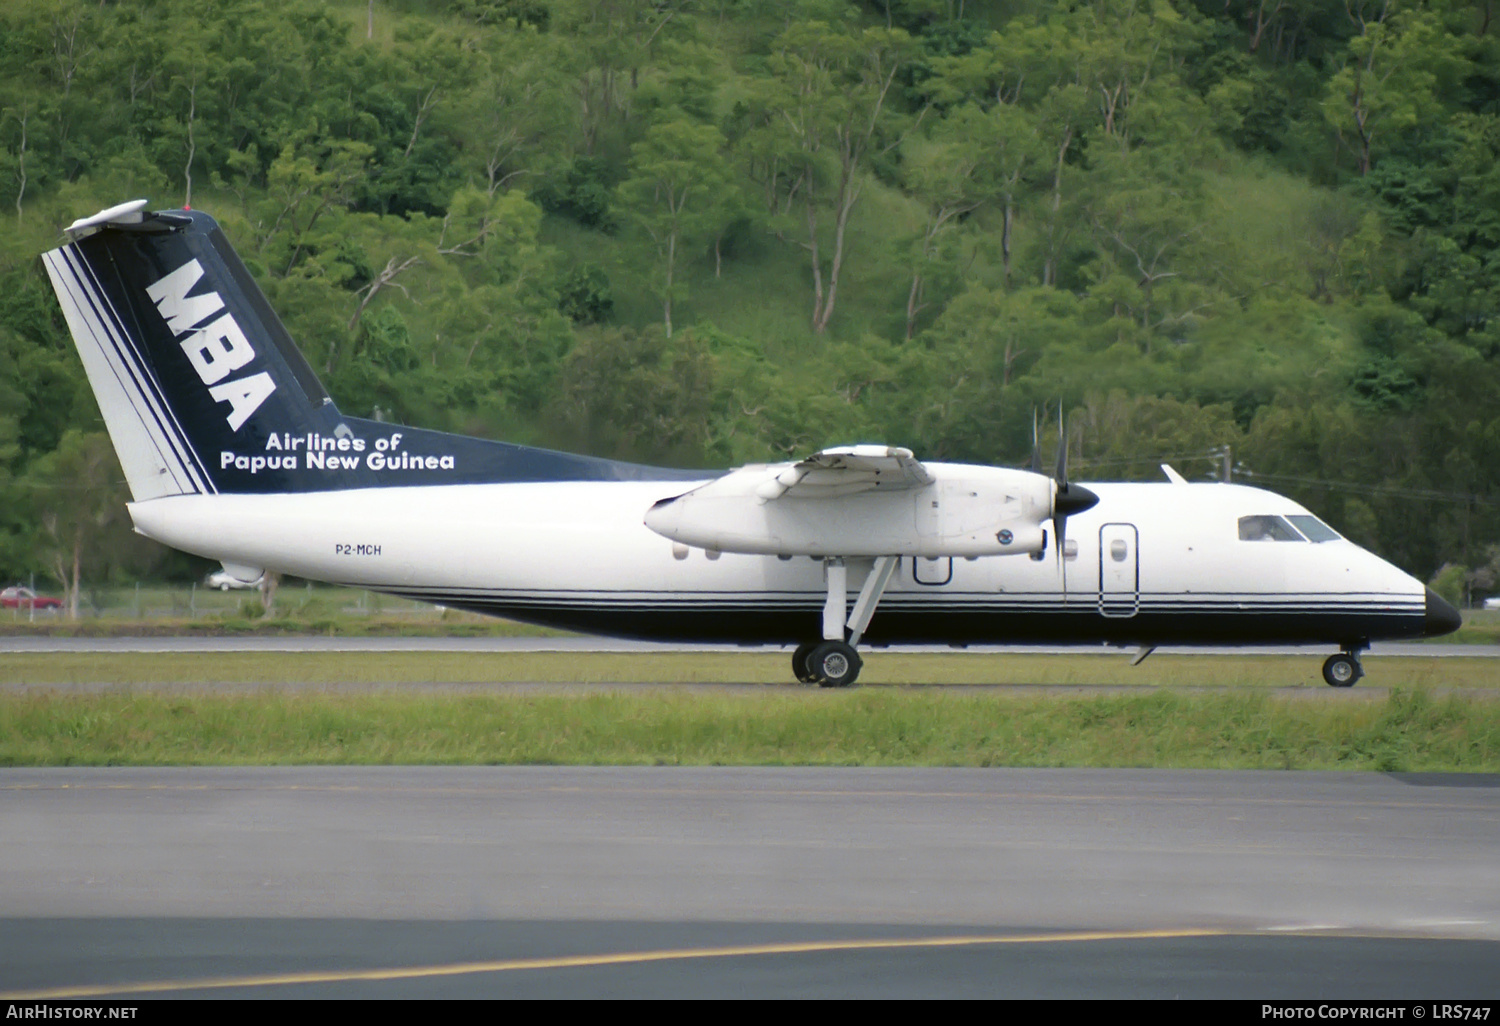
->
1;687;1495;771
1449;609;1500;644
1;651;1496;770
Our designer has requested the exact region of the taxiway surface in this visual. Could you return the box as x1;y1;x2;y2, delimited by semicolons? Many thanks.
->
2;766;1497;998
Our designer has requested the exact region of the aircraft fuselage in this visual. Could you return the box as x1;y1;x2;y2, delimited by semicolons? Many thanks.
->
128;478;1441;648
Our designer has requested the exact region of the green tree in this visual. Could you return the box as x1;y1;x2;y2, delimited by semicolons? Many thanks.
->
1072;391;1243;481
899;103;1018;338
23;430;127;619
1081;145;1220;354
1322;4;1458;176
431;186;574;417
553;323;716;464
616;117;734;337
749;13;915;333
462;28;574;198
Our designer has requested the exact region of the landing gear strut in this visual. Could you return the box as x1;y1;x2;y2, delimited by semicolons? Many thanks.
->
1322;648;1365;688
793;555;898;687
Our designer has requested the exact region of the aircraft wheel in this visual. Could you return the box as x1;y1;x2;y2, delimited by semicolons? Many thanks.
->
1322;653;1362;688
791;642;819;684
810;640;862;688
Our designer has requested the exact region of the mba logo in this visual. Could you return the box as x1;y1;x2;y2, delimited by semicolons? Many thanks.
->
145;259;276;431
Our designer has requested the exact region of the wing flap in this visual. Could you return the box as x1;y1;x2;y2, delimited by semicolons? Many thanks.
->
756;446;933;501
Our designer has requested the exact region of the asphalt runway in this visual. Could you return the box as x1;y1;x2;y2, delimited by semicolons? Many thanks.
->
2;767;1497;998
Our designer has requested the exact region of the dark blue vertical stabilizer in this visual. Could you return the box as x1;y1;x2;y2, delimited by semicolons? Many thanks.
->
43;205;703;497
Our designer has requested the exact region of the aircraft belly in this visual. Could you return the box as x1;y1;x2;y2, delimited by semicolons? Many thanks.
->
389;599;1428;646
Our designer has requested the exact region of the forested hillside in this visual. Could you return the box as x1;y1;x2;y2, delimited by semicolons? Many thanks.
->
1;0;1498;598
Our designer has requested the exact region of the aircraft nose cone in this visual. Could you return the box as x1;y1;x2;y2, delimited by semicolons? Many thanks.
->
1055;483;1100;518
1424;587;1462;637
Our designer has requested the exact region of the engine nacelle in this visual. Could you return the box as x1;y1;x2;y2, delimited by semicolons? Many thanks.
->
645;463;1052;558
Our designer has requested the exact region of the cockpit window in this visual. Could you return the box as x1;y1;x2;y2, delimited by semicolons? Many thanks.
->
1286;515;1342;542
1238;515;1305;541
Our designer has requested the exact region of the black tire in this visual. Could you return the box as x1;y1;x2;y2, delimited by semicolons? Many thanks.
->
792;642;819;684
810;640;862;688
1322;653;1361;688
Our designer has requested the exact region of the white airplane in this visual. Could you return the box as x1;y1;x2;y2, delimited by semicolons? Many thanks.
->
41;200;1461;687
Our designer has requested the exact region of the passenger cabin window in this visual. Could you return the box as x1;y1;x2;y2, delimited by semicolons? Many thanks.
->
1286;515;1341;542
1238;515;1305;541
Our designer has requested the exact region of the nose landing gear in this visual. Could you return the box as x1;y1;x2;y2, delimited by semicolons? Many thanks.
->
1322;647;1365;688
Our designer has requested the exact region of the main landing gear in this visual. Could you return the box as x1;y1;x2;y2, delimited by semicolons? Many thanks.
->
1322;645;1366;688
792;555;898;687
793;639;863;687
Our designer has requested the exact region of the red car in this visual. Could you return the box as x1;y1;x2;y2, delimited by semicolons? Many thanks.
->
1;586;62;609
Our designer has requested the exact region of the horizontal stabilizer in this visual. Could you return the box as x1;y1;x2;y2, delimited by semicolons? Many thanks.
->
64;199;152;237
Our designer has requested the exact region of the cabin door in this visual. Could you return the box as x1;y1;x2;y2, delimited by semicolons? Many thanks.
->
1098;523;1140;617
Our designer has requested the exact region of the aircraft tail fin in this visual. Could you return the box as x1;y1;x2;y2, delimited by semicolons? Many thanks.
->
43;201;708;498
41;200;364;499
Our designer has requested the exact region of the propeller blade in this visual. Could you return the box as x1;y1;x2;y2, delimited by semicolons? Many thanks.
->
1054;406;1067;489
1047;410;1098;597
1051;483;1099;591
1029;409;1041;475
1056;512;1068;596
1054;409;1066;592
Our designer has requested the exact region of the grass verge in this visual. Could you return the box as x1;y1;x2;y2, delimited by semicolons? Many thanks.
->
5;651;1500;687
2;687;1496;771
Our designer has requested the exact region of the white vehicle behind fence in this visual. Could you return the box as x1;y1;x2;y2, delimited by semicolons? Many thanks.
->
205;570;258;591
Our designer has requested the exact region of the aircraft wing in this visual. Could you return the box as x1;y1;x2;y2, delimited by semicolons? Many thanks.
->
645;445;1063;558
753;445;934;501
